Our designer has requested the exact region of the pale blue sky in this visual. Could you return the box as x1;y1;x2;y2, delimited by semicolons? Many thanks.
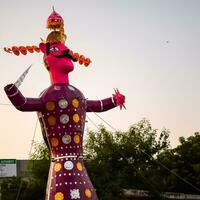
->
0;0;200;159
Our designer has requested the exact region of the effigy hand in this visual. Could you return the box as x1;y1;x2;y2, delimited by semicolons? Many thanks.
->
4;84;17;95
113;88;126;110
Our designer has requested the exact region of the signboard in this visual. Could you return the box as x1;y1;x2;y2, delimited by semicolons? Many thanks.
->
0;159;17;177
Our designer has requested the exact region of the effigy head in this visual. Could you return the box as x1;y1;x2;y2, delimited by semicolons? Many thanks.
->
39;39;74;74
3;7;91;71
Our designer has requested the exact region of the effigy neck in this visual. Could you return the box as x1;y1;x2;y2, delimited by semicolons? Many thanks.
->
49;71;70;85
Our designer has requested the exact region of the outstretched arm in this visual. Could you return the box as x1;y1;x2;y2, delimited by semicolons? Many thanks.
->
86;97;116;112
86;90;125;112
4;84;42;112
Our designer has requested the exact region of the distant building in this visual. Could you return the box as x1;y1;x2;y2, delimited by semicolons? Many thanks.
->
0;159;31;180
0;160;31;200
16;160;31;180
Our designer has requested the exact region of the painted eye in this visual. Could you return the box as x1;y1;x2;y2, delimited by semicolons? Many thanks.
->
50;46;59;52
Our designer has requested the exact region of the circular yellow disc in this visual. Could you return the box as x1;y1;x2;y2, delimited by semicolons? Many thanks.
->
54;163;62;172
76;162;83;171
48;116;56;126
73;114;80;123
55;192;64;200
74;135;80;144
51;137;59;147
45;101;55;111
85;189;92;198
72;98;79;108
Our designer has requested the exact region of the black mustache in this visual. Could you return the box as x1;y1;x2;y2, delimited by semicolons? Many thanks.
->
54;51;77;62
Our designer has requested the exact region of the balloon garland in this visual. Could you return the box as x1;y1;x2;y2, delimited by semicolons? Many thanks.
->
4;46;91;67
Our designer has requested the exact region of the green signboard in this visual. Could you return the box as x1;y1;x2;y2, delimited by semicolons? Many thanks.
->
0;159;16;164
0;159;17;177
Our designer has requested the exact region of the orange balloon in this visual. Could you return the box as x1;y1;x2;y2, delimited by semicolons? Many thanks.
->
79;55;85;65
19;46;27;55
26;46;34;53
84;58;91;67
12;46;20;56
32;45;40;53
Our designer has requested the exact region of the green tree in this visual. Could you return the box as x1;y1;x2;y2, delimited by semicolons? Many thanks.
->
84;119;170;199
156;132;200;194
1;177;28;200
23;141;50;200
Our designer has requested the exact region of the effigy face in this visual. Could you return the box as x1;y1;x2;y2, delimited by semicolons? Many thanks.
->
40;42;74;72
39;41;75;84
38;83;98;199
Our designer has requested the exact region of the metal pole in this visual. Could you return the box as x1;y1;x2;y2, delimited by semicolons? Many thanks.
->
16;180;22;200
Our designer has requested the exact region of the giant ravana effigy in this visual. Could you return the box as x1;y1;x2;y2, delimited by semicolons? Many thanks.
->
4;8;125;200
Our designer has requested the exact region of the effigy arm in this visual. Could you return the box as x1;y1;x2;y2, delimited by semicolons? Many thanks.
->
4;84;42;112
86;97;116;112
86;89;126;112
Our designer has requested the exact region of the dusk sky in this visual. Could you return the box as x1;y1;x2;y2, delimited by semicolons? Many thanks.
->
1;0;200;159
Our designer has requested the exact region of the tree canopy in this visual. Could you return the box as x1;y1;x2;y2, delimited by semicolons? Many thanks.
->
84;119;170;199
156;132;200;194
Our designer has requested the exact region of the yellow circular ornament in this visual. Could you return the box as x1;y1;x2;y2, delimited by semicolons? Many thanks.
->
74;135;80;144
48;116;56;126
72;98;79;108
85;189;92;198
76;162;83;171
51;137;59;147
73;114;80;123
46;101;55;111
54;163;62;172
55;192;64;200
